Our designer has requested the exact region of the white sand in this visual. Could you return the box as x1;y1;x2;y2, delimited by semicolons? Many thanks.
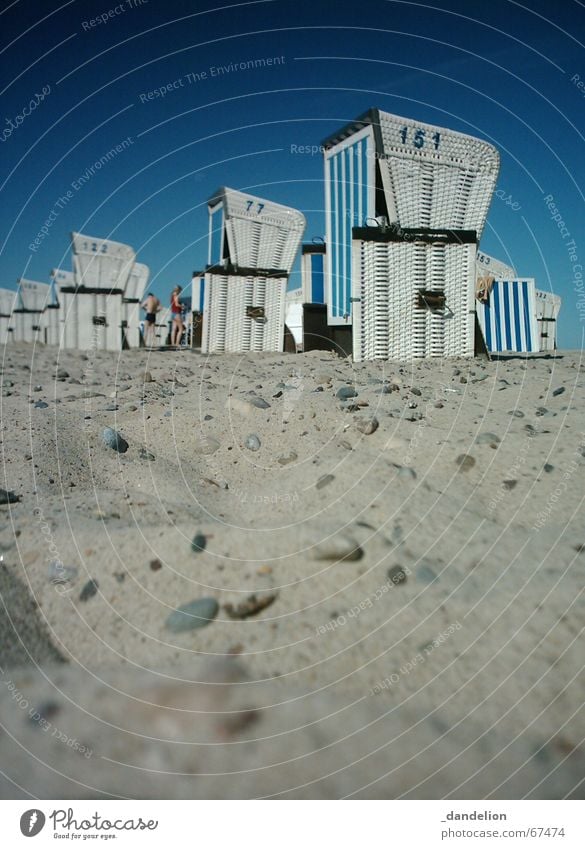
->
0;343;584;798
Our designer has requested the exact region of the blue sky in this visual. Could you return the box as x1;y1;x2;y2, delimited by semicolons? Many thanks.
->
1;0;584;347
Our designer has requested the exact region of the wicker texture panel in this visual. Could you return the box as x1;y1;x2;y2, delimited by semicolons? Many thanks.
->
202;272;286;353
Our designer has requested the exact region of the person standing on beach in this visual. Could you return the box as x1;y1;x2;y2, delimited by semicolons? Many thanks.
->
170;285;184;347
141;292;160;347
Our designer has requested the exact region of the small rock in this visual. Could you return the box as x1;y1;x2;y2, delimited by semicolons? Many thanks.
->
410;387;422;396
460;376;467;384
310;534;363;563
355;416;379;435
476;432;500;446
194;435;220;455
316;474;335;490
503;480;517;490
102;427;129;454
434;401;444;409
456;454;476;471
509;410;525;418
165;598;219;632
139;448;155;461
395;466;416;480
552;387;565;396
150;559;162;571
0;488;21;504
28;700;60;727
535;407;548;417
336;386;358;400
248;396;270;409
56;369;69;380
224;592;277;619
257;565;273;575
387;565;408;585
544;463;554;473
104;403;118;412
278;451;297;466
34;400;49;409
417;564;438;584
339;440;353;450
191;532;207;553
33;385;42;391
48;561;78;584
79;579;99;601
113;572;126;583
143;372;153;382
244;434;261;452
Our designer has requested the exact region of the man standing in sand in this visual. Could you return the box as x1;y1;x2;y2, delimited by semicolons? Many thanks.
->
141;292;160;347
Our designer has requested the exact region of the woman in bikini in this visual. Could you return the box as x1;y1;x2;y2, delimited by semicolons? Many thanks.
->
170;285;184;347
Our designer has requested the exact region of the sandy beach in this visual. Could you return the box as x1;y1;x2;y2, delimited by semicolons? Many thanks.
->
0;343;584;798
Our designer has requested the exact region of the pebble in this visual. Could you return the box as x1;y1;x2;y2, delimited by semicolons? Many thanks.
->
278;451;298;465
387;565;408;585
245;434;261;452
191;532;207;553
56;369;69;380
417;564;438;584
544;463;554;473
509;410;525;418
79;579;99;601
227;397;268;416
139;448;155;461
150;559;162;571
34;401;48;409
48;561;78;584
336;386;358;400
0;488;21;504
476;432;500;446
248;395;270;409
33;385;42;391
224;592;277;619
104;404;118;412
257;565;273;575
310;534;363;563
552;387;565;396
503;480;517;490
143;371;153;382
316;474;335;489
194;435;220;455
396;465;417;480
456;454;476;471
165;598;219;632
410;387;422;396
355;416;379;435
102;427;129;454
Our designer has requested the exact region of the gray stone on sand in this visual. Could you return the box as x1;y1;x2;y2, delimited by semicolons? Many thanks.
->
245;434;261;452
165;598;219;632
102;427;129;454
476;432;500;446
278;451;298;466
316;474;334;490
336;386;358;400
310;534;363;563
194;435;220;455
355;416;379;435
79;579;99;601
456;454;476;471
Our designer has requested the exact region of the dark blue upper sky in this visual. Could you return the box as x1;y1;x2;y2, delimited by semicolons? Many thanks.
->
1;0;584;347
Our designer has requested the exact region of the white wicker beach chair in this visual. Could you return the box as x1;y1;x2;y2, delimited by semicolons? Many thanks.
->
352;228;476;361
534;290;561;351
0;288;18;346
207;187;306;274
201;270;287;354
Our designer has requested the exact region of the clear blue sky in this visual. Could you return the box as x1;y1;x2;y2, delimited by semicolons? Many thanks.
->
1;0;584;347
